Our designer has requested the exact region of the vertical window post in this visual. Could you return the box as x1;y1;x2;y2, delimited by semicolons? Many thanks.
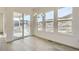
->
22;13;24;39
42;13;46;31
54;8;58;32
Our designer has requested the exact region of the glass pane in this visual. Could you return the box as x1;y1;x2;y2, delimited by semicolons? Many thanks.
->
38;22;43;31
13;12;23;39
45;11;54;20
37;13;43;31
24;15;30;36
58;7;72;34
58;21;72;34
45;11;54;32
46;21;54;32
58;7;72;18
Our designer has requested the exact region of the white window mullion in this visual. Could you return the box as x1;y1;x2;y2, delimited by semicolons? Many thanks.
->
54;9;58;32
42;13;46;31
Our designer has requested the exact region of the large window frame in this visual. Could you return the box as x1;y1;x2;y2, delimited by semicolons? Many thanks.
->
13;12;31;40
45;11;54;32
58;7;72;34
36;7;72;35
37;13;44;31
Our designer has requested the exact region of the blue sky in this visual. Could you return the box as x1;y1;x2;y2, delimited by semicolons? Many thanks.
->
45;11;54;19
58;7;72;17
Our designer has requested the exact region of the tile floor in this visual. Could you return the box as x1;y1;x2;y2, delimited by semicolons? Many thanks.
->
0;36;79;51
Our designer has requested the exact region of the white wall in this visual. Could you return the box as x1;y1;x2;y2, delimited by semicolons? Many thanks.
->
4;8;14;42
0;14;3;33
34;7;79;49
0;8;6;34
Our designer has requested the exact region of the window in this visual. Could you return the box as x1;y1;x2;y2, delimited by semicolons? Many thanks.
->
13;12;31;39
36;7;72;34
58;7;72;34
37;13;43;31
45;11;54;32
24;15;31;36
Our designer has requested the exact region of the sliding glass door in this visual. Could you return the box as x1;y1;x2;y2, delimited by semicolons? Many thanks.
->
13;12;23;39
13;12;31;40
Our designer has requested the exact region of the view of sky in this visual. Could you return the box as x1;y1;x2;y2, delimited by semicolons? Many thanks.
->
58;7;72;17
45;11;54;19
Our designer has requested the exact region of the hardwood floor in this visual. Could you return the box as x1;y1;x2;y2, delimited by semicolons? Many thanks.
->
0;36;78;51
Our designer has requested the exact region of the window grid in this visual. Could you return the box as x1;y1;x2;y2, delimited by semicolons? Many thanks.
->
36;7;72;34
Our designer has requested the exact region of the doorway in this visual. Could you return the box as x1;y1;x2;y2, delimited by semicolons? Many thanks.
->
13;12;31;40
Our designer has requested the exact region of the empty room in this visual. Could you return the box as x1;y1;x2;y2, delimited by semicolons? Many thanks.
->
0;7;79;51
